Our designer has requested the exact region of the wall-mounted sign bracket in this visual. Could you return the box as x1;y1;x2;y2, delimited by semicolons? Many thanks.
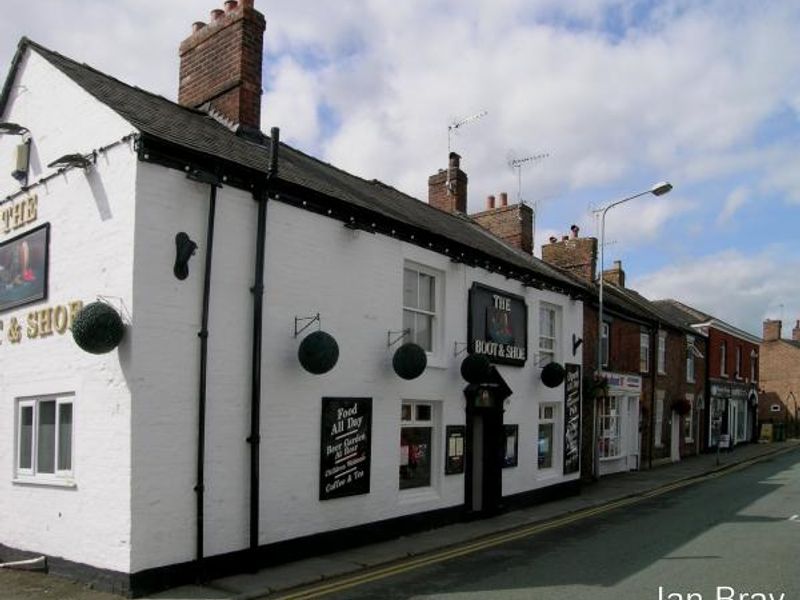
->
387;328;410;348
294;313;321;338
572;334;583;356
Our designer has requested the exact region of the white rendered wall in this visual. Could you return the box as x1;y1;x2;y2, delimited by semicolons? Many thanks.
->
0;50;136;572
128;175;582;572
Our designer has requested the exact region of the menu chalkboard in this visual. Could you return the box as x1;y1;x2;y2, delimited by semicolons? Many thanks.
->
320;397;372;501
563;364;581;474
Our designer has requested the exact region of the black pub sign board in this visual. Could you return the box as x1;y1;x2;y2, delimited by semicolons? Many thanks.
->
468;283;528;366
563;364;581;475
320;397;372;501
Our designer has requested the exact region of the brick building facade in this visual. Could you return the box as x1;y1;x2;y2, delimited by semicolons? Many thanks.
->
759;319;800;439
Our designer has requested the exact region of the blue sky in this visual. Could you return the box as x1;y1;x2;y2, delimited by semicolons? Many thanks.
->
2;0;799;337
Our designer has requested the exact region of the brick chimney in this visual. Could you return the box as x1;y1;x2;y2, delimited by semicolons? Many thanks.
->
470;192;533;254
428;153;468;214
178;0;266;130
541;224;598;282
793;320;800;341
763;319;782;342
602;260;625;287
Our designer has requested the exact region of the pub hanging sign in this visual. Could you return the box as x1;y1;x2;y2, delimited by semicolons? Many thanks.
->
468;283;527;366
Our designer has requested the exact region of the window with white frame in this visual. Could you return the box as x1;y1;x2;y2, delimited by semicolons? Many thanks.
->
16;394;74;480
735;346;742;379
399;401;436;490
751;353;757;381
686;335;695;383
640;331;650;373
598;396;621;459
654;391;664;448
538;304;559;365
658;330;667;374
601;322;610;367
720;341;727;376
538;403;558;469
683;395;694;442
403;265;439;352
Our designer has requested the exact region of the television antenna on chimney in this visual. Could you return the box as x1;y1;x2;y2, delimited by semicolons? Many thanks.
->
448;110;488;155
507;151;549;247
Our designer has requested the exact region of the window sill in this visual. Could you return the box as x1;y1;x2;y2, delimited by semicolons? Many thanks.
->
13;477;77;489
425;355;448;370
599;455;624;462
398;487;441;505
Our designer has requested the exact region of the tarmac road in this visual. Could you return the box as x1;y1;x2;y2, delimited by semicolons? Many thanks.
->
284;449;800;600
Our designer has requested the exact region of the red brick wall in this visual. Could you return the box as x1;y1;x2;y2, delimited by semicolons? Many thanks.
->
428;153;468;214
178;1;266;129
541;237;597;282
471;203;533;254
706;328;759;382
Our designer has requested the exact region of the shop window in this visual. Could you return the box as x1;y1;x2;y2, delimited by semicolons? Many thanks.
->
400;401;435;489
657;331;667;374
403;265;439;352
538;404;557;468
16;394;74;480
683;395;694;442
639;331;650;373
601;322;610;367
598;396;622;459
538;304;559;364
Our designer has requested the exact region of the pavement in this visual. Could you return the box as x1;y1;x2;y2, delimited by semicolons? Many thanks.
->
2;440;798;600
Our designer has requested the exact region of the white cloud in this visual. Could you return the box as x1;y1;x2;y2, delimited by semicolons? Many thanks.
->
632;248;800;337
717;186;749;225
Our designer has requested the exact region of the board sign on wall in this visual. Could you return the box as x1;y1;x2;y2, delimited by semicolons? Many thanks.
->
563;363;581;475
319;397;372;501
467;283;527;366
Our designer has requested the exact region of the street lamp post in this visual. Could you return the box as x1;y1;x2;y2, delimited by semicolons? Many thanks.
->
592;181;672;479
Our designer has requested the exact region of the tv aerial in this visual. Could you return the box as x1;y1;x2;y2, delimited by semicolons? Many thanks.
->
506;151;549;247
448;110;488;155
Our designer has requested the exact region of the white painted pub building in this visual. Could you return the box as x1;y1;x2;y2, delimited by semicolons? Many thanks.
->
0;2;584;595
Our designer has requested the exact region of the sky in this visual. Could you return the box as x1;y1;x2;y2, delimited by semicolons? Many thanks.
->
2;0;799;338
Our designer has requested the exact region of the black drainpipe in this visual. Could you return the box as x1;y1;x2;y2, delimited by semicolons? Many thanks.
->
649;324;658;470
248;127;280;563
189;169;220;579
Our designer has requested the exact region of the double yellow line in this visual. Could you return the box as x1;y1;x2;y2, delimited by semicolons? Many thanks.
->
268;446;796;600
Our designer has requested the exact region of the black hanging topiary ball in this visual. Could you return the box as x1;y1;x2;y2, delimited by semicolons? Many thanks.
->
460;353;492;384
72;301;125;354
298;330;339;375
393;343;427;380
541;362;566;388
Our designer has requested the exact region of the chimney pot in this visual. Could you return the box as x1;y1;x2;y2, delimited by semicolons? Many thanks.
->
224;0;239;12
613;260;622;269
486;195;496;210
192;21;207;33
570;224;579;238
499;192;508;207
549;236;557;243
240;0;254;7
448;152;461;169
210;8;225;21
562;235;569;241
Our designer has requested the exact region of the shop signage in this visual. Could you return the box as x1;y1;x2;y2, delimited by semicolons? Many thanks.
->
0;300;84;346
0;194;38;235
563;363;581;475
468;283;527;366
0;222;49;312
445;425;465;475
319;397;372;501
604;372;641;392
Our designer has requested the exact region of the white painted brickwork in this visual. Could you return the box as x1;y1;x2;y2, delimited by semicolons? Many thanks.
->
0;51;137;572
1;46;583;577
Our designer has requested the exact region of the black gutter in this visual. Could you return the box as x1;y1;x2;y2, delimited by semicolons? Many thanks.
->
191;171;220;579
248;127;279;562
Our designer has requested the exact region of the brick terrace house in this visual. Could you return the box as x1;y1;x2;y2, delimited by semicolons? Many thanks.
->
540;228;705;480
655;300;761;450
759;319;800;440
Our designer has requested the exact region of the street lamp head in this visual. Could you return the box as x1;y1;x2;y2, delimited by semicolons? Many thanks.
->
650;181;673;196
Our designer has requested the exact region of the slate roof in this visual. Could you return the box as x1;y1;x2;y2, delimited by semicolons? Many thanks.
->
2;38;581;292
604;285;697;334
651;299;712;327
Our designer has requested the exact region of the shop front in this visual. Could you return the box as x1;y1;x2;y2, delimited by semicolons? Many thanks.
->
597;372;642;476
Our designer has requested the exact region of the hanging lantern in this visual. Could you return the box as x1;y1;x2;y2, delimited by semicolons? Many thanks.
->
392;343;427;380
460;353;492;384
298;330;339;375
540;362;566;388
72;301;125;354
